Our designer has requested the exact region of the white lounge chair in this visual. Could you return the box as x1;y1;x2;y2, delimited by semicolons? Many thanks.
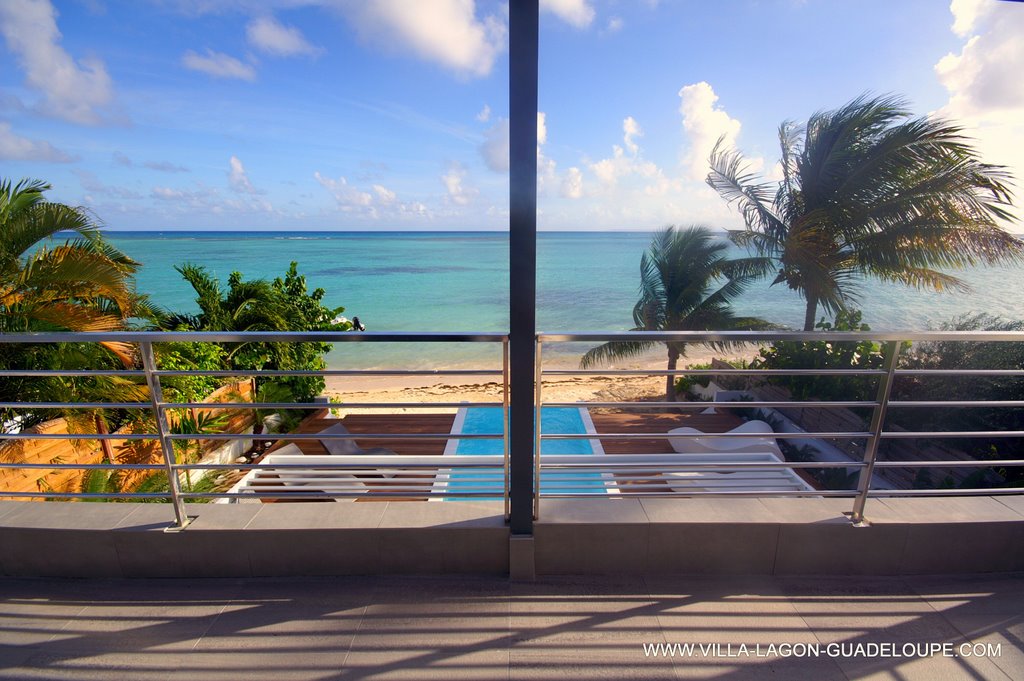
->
667;419;784;458
316;422;399;457
242;444;369;501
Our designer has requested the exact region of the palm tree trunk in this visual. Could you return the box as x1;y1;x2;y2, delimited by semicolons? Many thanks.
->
95;414;114;464
665;345;679;402
803;295;818;332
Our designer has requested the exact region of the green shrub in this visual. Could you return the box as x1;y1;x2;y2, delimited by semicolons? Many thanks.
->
674;363;714;394
752;310;890;402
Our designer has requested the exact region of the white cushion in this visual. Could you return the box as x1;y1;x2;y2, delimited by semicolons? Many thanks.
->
668;420;779;455
266;443;304;457
318;422;361;456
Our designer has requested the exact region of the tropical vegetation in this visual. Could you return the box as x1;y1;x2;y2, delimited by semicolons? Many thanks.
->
751;309;891;402
0;178;355;500
707;94;1023;330
581;226;774;401
0;178;151;453
893;313;1024;487
167;262;352;402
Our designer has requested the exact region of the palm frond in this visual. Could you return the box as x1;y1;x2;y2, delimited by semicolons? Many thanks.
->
707;138;788;247
580;339;656;368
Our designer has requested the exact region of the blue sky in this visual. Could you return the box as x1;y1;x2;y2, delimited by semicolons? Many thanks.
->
1;0;1022;231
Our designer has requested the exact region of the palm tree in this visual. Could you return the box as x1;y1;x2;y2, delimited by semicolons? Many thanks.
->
0;178;151;458
0;178;142;362
707;94;1023;331
581;226;774;401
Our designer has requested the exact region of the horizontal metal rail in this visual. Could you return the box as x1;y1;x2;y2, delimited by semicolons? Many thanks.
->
539;330;1024;342
154;369;503;377
880;431;1024;439
543;400;878;409
0;331;507;343
161;401;502;410
895;369;1024;377
543;368;888;376
0;402;152;410
888;400;1024;408
0;432;503;441
0;369;147;377
540;431;873;439
164;432;501;441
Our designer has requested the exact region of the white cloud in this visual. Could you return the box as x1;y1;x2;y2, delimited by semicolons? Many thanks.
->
678;81;742;181
372;184;396;204
935;4;1024;115
0;121;74;162
545;93;755;229
441;163;477;205
480;118;509;172
151;182;273;214
623;116;642;156
0;0;115;125
315;171;426;219
541;0;595;28
151;186;187;201
561;166;583;199
182;49;256;81
246;15;321;57
605;16;623;34
588;116;662;187
536;111;561;194
936;0;1024;225
476;103;491;122
337;0;506;78
228;155;262;194
950;0;993;36
314;171;372;209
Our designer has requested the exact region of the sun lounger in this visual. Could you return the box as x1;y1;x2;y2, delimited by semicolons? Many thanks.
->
667;419;784;458
317;422;399;457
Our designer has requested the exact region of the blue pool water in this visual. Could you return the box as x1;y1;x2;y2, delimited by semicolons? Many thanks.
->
445;407;607;499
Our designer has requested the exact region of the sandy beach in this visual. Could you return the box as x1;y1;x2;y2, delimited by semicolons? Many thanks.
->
322;347;757;416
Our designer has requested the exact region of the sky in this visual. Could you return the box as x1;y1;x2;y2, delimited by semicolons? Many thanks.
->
1;0;1022;231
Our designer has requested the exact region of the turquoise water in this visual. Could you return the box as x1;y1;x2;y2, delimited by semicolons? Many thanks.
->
446;407;605;499
97;230;1024;369
454;406;593;455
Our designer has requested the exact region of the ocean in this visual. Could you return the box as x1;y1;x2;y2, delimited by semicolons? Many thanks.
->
100;230;1024;370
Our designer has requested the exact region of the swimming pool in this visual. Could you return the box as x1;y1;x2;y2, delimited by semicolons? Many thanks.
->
441;407;608;499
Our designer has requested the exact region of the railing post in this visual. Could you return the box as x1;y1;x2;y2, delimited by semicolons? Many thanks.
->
533;340;543;520
508;0;539;536
139;341;190;529
502;337;510;520
851;340;901;525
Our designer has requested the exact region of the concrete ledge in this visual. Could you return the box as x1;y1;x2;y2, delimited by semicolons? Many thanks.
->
533;496;1024;576
3;497;1024;578
0;501;508;578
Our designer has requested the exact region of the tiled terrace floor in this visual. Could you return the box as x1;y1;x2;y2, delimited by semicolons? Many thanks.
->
1;573;1022;680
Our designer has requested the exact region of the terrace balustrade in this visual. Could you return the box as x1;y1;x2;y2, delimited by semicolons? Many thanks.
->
2;330;1023;532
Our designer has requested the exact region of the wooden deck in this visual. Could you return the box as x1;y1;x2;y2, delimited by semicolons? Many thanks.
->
589;411;744;455
262;410;456;457
269;407;742;459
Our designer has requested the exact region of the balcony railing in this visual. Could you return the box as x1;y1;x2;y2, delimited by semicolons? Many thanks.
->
0;331;509;528
536;331;1024;523
1;330;1023;529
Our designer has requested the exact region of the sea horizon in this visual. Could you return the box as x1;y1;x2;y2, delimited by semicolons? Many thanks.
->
82;229;1024;371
